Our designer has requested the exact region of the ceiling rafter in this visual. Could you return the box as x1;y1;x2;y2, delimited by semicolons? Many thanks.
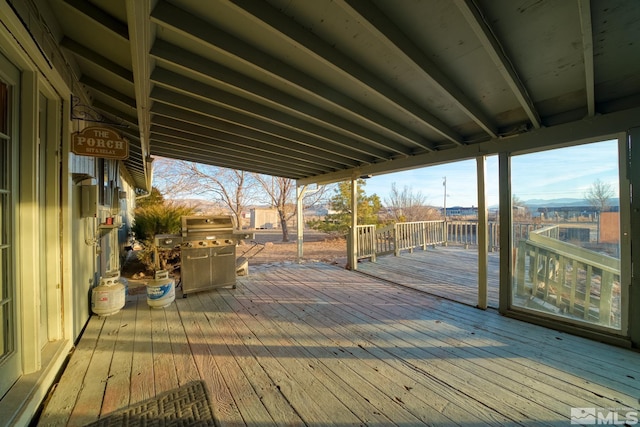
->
125;0;152;190
228;0;458;149
80;75;136;110
150;115;357;170
62;0;129;40
60;37;134;84
92;100;139;129
149;131;325;176
341;0;498;139
149;1;438;153
578;0;595;117
150;66;411;158
150;39;423;155
149;86;388;164
453;0;541;129
150;142;308;178
148;103;364;167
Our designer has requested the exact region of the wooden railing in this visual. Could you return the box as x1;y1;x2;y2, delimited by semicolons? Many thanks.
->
394;221;446;256
515;225;620;327
353;220;547;260
353;221;446;261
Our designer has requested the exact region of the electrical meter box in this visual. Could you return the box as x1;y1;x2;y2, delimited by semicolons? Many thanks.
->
81;184;98;218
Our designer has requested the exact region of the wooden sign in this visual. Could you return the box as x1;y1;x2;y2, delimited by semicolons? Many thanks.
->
72;126;129;160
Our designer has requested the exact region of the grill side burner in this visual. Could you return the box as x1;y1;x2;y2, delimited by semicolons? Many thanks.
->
179;215;251;295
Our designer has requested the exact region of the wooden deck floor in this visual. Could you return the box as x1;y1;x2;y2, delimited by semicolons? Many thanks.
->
357;246;500;308
37;262;640;426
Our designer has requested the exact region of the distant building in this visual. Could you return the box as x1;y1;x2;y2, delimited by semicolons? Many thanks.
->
442;206;478;217
250;207;279;229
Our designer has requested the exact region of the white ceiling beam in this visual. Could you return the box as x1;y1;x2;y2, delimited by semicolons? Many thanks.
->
341;0;498;139
125;0;152;189
64;0;129;40
150;117;359;170
150;132;324;176
149;86;385;165
150;106;362;169
229;0;462;148
300;106;640;185
149;1;439;152
60;37;134;84
454;0;541;129
150;39;422;155
578;0;595;117
150;66;409;158
150;142;307;178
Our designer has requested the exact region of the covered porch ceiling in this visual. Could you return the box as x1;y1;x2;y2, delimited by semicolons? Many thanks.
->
42;0;640;190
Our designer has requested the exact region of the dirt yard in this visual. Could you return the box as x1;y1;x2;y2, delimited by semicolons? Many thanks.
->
120;230;348;285
237;230;347;267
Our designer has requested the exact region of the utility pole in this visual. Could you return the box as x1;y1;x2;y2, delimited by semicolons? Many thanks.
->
443;176;447;219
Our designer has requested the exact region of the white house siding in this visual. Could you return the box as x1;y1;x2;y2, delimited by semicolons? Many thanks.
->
0;4;139;425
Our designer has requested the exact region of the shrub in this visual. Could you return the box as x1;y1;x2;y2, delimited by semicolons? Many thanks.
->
132;202;194;272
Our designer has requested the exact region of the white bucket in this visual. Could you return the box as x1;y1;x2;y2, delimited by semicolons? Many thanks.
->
146;270;175;309
92;273;126;316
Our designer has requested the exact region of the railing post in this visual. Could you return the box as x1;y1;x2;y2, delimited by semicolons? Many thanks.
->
371;225;377;263
394;223;400;256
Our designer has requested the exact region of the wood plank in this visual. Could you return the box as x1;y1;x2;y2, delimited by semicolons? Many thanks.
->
178;292;244;426
304;271;618;415
240;270;516;424
199;290;306;427
100;297;137;415
232;280;474;426
262;268;633;424
150;304;179;394
314;265;640;405
164;297;201;387
358;246;500;307
212;287;362;427
129;295;155;403
36;315;105;426
67;310;123;426
37;262;640;427
190;291;278;427
217;287;409;426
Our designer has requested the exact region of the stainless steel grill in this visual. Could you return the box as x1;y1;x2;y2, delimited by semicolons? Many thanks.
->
180;215;251;296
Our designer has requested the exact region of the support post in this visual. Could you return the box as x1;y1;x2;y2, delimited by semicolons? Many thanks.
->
296;184;307;263
349;177;358;270
476;156;488;310
498;152;512;315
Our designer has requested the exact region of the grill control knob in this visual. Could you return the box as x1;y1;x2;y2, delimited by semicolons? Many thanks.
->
212;240;219;245
183;242;192;248
199;241;207;246
225;239;232;244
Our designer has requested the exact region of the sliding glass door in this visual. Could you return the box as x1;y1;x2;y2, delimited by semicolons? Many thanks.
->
509;139;626;331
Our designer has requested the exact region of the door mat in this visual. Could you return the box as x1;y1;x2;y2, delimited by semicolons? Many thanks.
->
85;381;218;426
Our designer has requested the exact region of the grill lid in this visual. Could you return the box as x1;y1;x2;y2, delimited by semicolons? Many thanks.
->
182;215;235;234
181;215;239;240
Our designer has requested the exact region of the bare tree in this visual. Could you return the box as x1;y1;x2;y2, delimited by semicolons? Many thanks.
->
511;193;530;220
153;158;258;230
253;175;331;242
585;178;614;212
384;183;437;222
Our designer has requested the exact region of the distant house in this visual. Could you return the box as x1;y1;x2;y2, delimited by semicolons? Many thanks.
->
250;207;279;229
442;206;478;217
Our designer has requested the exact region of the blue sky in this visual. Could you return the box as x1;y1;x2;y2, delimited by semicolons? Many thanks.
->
362;139;620;208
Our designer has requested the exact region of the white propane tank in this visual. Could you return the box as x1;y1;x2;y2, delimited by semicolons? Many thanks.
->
146;269;175;309
91;272;126;316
